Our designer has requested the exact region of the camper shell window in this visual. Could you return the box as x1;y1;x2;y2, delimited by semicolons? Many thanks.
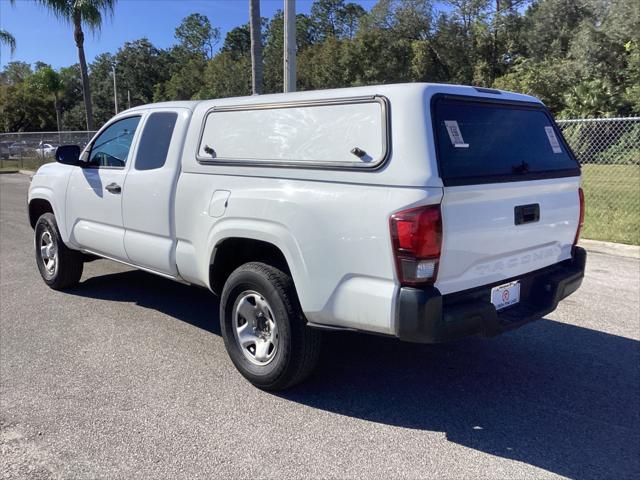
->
197;96;389;169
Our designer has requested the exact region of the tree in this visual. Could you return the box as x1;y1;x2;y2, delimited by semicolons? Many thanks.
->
352;28;413;85
0;0;16;55
58;64;86;129
249;0;263;94
174;13;220;60
3;0;639;130
298;36;354;89
222;24;252;58
35;0;116;131
88;52;117;125
0;30;16;54
491;0;639;116
197;52;251;100
521;0;589;59
493;57;578;113
153;14;221;102
563;78;622;118
0;64;57;132
624;41;640;113
263;11;316;93
0;61;32;85
114;39;170;107
82;39;171;125
351;0;436;84
154;53;207;101
30;65;65;132
311;0;366;40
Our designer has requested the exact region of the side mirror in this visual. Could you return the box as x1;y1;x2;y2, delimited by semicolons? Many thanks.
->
55;145;82;166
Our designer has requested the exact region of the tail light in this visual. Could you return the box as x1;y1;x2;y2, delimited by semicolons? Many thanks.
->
390;204;442;286
573;187;585;246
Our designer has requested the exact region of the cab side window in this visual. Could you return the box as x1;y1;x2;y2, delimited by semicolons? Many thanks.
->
135;112;178;171
88;116;141;168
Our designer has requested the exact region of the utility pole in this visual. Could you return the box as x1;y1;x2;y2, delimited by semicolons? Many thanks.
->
112;63;118;115
127;90;131;110
249;0;263;95
284;0;296;92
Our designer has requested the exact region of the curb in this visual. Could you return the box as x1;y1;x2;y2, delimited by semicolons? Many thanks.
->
580;239;639;259
0;170;19;174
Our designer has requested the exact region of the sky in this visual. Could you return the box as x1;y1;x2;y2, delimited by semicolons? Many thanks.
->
0;0;379;69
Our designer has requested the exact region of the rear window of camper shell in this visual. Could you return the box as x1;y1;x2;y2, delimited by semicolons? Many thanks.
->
432;95;580;186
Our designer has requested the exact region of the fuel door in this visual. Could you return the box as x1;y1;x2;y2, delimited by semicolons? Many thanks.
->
209;190;231;218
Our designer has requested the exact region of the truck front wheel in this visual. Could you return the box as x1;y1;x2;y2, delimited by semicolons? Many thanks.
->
220;262;322;390
34;213;83;290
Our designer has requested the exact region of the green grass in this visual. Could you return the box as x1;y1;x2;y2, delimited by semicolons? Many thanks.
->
581;164;640;245
0;157;53;171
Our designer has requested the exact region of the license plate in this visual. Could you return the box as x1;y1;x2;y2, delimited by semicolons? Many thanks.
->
491;281;521;310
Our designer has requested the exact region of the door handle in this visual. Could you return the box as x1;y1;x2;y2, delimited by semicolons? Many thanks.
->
514;203;540;225
105;182;121;194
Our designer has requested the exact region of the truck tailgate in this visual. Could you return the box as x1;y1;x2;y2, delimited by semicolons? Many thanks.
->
430;94;582;295
436;177;581;295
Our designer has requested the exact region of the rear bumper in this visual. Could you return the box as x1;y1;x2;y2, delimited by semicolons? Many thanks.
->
395;246;586;343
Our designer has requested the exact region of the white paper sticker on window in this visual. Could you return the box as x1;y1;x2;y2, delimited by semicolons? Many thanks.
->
544;126;562;154
444;120;469;148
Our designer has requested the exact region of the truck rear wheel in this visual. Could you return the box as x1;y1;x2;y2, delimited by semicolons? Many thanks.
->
34;213;83;290
220;262;322;390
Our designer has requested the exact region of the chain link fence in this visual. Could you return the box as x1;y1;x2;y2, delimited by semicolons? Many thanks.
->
0;131;96;171
1;117;639;244
557;117;639;245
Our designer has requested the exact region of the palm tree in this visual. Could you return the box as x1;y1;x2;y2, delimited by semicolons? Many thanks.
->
249;0;263;94
1;1;16;55
0;30;16;54
35;1;115;130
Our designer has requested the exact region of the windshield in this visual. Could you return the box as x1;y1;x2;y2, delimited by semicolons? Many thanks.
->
432;96;580;186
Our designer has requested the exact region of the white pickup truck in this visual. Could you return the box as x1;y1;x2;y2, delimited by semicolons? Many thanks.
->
28;83;586;390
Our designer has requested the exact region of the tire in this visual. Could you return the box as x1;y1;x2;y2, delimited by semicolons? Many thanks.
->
35;212;83;290
220;262;322;391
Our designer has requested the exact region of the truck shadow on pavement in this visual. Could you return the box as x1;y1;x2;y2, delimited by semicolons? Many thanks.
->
71;268;639;480
292;328;639;480
73;267;222;335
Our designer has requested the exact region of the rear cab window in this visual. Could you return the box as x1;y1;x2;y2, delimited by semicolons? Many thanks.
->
432;95;580;186
135;112;178;171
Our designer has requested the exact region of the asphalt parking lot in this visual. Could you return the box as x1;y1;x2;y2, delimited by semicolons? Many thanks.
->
1;173;639;479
